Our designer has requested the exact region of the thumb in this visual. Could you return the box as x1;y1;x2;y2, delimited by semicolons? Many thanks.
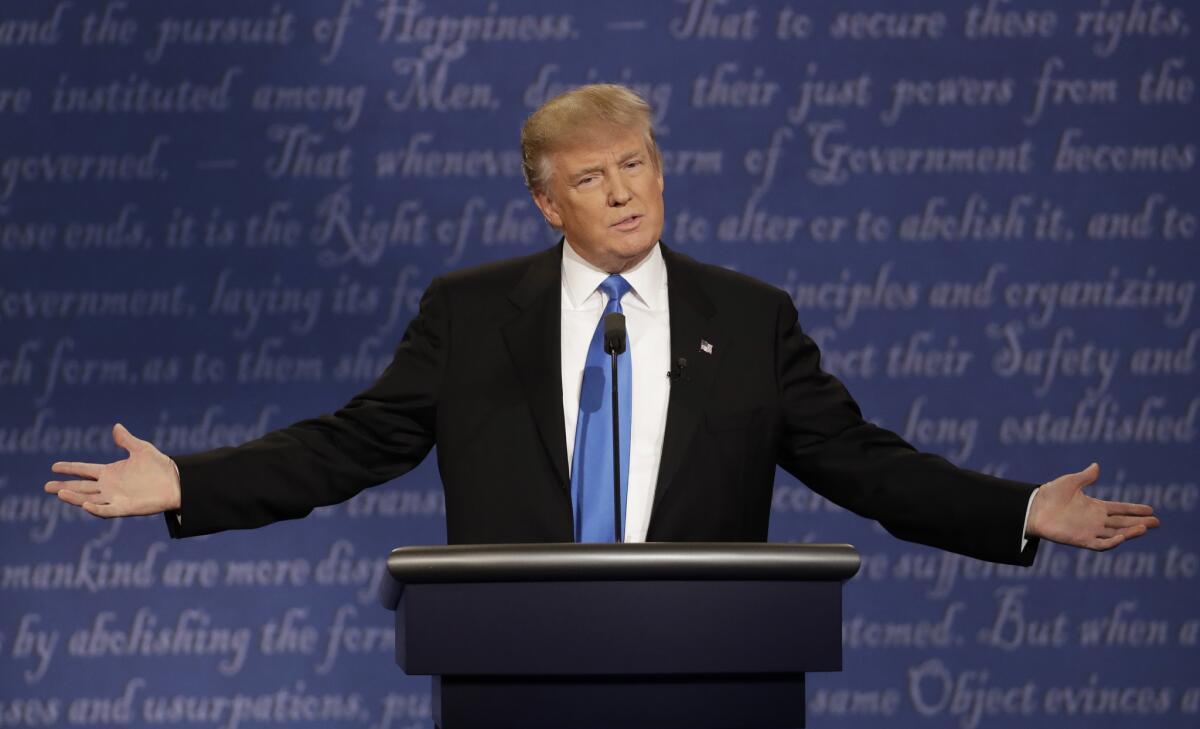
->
112;423;146;454
1073;462;1100;490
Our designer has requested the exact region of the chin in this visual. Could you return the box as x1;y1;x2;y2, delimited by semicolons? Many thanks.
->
609;239;656;269
614;234;654;254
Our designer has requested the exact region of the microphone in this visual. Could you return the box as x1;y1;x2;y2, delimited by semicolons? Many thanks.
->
667;357;687;381
602;312;626;542
603;313;627;355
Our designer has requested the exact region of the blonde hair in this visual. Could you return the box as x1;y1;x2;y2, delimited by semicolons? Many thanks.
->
521;83;662;195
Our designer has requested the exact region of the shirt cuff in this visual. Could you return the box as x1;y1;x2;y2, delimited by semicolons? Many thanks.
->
1020;486;1039;552
171;459;182;527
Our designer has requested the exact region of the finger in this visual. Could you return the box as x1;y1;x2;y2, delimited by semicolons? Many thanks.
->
112;423;146;454
57;489;108;508
1053;462;1100;494
1113;524;1149;540
1104;515;1160;530
1073;462;1101;489
1089;533;1126;551
1091;523;1153;550
51;461;102;479
82;501;118;518
44;480;100;495
1104;501;1155;517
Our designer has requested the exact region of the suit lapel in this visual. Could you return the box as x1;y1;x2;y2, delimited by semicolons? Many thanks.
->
652;245;724;517
501;243;570;490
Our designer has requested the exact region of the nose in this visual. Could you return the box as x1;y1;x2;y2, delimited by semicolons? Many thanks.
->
607;172;632;206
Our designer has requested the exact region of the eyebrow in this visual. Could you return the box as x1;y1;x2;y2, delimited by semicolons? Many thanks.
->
569;149;645;183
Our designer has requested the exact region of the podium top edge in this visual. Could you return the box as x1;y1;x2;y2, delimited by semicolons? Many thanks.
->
380;543;860;608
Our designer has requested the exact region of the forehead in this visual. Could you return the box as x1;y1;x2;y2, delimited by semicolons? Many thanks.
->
549;128;648;170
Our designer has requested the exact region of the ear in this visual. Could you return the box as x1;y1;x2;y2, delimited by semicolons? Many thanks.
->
533;189;563;228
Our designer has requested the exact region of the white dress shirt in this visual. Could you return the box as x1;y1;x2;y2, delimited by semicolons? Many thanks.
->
561;240;671;542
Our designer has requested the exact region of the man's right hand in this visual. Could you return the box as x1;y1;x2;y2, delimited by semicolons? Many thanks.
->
44;423;181;518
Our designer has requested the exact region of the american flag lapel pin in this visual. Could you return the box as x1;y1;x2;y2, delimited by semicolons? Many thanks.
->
699;339;713;355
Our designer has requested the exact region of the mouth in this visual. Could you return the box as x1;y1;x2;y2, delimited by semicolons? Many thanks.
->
610;214;642;232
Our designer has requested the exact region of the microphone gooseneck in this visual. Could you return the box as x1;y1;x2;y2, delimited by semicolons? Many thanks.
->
603;313;627;542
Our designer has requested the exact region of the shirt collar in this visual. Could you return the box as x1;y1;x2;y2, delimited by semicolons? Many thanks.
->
562;239;667;311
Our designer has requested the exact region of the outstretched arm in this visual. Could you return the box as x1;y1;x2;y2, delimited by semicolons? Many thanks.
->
1027;463;1159;550
44;423;180;518
44;277;447;536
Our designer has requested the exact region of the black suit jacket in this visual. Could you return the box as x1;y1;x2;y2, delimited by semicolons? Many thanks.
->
168;243;1038;566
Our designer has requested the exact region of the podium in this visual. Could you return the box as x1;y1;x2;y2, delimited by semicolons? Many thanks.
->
379;543;860;729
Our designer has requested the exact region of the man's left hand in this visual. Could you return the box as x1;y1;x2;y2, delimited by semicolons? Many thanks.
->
1027;463;1159;551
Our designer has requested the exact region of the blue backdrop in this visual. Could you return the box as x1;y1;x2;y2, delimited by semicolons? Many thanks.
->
2;1;1197;727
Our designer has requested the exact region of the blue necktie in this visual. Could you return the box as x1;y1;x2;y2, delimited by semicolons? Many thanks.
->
572;274;632;542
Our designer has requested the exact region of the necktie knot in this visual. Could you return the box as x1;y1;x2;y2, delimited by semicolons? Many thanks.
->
598;274;631;305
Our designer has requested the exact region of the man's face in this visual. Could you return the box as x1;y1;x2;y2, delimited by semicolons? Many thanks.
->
533;128;665;273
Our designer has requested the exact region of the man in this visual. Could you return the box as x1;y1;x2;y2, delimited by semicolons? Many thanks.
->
45;85;1158;561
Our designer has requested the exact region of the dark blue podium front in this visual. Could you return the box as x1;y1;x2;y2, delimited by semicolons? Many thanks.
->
379;543;860;729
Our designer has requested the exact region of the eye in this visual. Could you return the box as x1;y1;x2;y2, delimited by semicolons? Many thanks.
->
576;175;598;187
624;159;643;169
